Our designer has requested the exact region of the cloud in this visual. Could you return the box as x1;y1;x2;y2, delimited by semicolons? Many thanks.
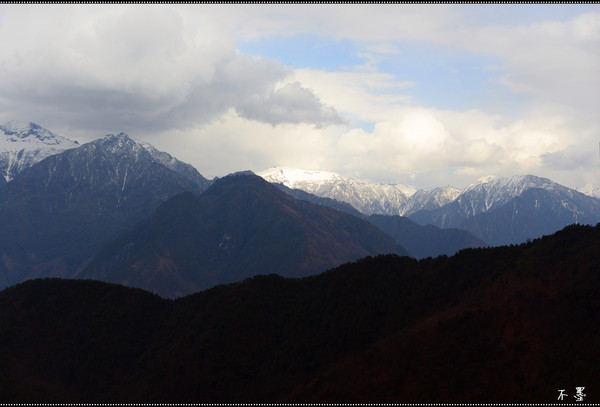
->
0;5;342;134
329;105;581;188
0;4;597;190
149;109;347;180
294;68;414;123
444;10;600;115
229;5;600;116
541;144;599;171
236;81;347;127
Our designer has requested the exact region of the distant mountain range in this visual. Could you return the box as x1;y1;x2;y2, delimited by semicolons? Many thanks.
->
259;167;600;246
1;122;599;296
259;167;419;215
2;222;599;402
0;123;485;294
410;175;600;246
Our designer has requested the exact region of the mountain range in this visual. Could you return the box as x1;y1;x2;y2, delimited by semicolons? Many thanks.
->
1;222;599;402
0;122;485;294
259;167;600;246
0;121;599;296
259;166;420;216
410;175;600;246
1;121;599;401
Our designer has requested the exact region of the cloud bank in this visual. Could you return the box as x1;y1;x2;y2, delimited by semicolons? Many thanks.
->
0;4;598;190
0;5;344;135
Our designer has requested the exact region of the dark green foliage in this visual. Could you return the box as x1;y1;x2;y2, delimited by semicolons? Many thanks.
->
1;223;600;402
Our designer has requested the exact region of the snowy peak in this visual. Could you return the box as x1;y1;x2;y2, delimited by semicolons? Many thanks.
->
258;166;417;216
63;132;209;190
0;121;80;182
461;174;565;214
469;174;558;197
402;186;461;215
0;121;79;150
469;174;555;193
94;132;143;153
259;167;343;186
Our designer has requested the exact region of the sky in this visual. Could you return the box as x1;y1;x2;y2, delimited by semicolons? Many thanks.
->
0;4;598;190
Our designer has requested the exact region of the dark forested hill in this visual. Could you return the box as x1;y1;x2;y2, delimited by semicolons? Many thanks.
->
81;172;406;297
1;223;599;402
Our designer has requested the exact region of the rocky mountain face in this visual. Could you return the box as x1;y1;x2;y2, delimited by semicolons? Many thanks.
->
0;121;80;183
82;172;407;297
0;133;209;289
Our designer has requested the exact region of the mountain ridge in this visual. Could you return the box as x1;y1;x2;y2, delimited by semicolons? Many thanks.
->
0;132;209;290
81;172;407;297
410;175;600;245
259;167;600;245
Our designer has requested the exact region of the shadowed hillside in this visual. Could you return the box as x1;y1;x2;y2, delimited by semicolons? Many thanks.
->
0;223;599;402
81;172;406;297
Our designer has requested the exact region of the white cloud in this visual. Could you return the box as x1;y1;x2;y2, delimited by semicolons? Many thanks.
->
294;68;414;123
149;109;347;180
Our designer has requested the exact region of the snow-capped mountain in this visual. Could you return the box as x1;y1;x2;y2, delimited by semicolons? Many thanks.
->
409;174;600;246
259;167;600;246
454;175;571;217
258;167;416;216
90;133;211;190
0;121;79;183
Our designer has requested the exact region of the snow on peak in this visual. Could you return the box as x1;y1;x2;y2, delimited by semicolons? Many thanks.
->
258;167;342;187
577;184;600;199
468;174;553;193
258;166;422;216
0;121;79;150
2;120;37;133
394;183;418;198
457;174;566;216
477;175;498;184
1;121;80;182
